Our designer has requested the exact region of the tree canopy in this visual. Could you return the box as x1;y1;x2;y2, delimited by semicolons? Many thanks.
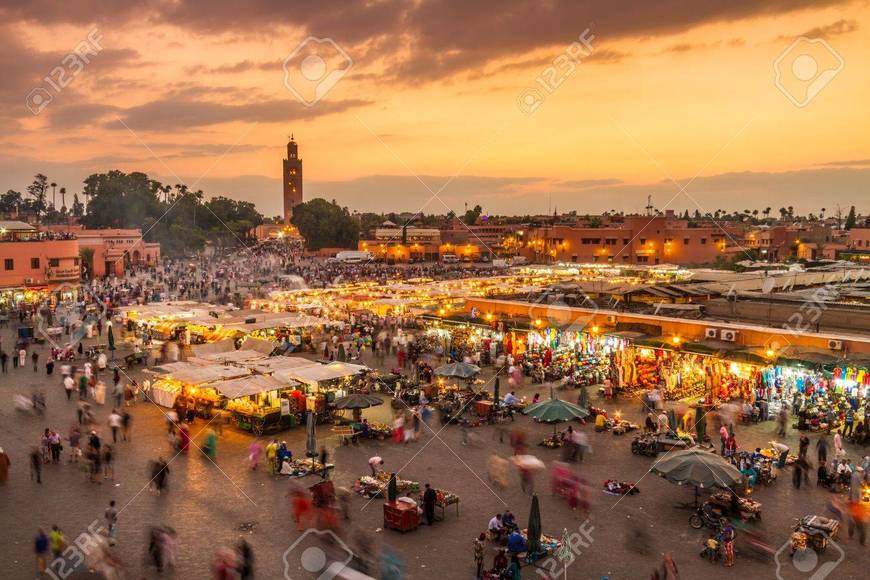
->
290;198;359;250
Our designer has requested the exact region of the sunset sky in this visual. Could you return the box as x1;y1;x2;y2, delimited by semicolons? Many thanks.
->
0;0;867;218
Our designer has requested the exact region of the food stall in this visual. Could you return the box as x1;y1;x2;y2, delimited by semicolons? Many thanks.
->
148;362;251;407
213;374;306;435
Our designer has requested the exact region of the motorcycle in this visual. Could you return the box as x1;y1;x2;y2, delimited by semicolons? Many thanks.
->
689;504;726;530
792;515;839;553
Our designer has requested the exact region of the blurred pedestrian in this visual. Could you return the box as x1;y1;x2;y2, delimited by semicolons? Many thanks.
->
35;528;49;575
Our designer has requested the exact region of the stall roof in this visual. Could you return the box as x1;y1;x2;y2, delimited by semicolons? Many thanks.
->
190;339;236;357
200;349;270;364
245;356;320;374
208;374;292;399
285;361;369;384
152;362;250;384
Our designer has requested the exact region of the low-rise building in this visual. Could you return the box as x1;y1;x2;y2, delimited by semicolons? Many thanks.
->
0;221;80;307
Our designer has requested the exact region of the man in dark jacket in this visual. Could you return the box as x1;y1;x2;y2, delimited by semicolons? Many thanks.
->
423;483;437;525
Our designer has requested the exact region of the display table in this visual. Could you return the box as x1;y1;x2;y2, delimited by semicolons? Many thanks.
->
384;501;419;532
475;400;493;417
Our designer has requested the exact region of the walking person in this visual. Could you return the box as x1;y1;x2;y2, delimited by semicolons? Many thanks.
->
49;525;66;560
108;409;122;443
35;528;49;575
121;410;132;442
105;500;118;545
0;446;10;485
30;447;42;484
32;350;39;372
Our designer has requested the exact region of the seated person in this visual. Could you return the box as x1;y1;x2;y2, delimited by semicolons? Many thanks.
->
360;419;371;437
488;513;505;541
492;549;509;574
279;457;295;476
501;510;517;531
740;465;758;488
817;463;832;487
506;529;527;555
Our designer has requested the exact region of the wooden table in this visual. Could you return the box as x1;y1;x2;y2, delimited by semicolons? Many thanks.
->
384;501;419;532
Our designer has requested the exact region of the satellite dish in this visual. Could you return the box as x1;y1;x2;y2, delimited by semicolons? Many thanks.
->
761;277;776;295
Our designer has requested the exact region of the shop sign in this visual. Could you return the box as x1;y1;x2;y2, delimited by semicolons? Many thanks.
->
280;398;291;416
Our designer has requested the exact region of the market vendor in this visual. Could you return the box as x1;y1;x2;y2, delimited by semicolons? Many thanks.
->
503;391;519;407
501;510;517;532
769;440;789;468
506;529;527;556
488;513;505;541
368;456;384;476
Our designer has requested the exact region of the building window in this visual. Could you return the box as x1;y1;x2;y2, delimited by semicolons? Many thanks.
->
605;238;617;245
31;258;40;269
622;255;630;261
639;238;646;245
683;238;690;245
700;238;707;244
49;258;60;267
4;259;12;270
636;256;649;263
623;239;630;246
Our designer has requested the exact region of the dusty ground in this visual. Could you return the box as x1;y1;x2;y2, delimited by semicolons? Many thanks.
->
0;325;867;579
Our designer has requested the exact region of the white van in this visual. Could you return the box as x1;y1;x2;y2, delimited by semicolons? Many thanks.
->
441;253;460;263
335;251;372;264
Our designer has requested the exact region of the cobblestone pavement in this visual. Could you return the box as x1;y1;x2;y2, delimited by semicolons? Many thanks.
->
0;326;867;579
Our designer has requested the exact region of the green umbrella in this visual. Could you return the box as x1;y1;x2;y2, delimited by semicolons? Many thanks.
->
651;449;744;489
333;393;384;422
527;494;542;557
523;399;589;423
387;473;398;502
434;362;480;379
107;324;115;359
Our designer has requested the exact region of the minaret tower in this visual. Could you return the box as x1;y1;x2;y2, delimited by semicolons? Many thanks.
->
283;134;303;222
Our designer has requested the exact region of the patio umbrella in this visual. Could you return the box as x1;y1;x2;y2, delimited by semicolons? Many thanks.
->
434;362;480;379
305;411;317;457
387;473;398;502
523;398;590;436
107;324;116;359
527;494;542;557
694;409;707;443
333;393;384;422
651;449;743;489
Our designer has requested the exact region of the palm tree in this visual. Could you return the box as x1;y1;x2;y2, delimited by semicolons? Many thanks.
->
50;182;57;208
59;187;67;211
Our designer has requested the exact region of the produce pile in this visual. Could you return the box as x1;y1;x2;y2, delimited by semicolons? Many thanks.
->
355;471;420;497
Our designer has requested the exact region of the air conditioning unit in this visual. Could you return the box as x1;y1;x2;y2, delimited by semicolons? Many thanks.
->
827;339;843;351
705;328;718;339
24;277;35;285
721;330;738;342
606;315;617;324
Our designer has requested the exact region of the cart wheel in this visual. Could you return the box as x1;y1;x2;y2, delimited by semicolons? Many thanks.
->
689;514;703;529
253;423;263;436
